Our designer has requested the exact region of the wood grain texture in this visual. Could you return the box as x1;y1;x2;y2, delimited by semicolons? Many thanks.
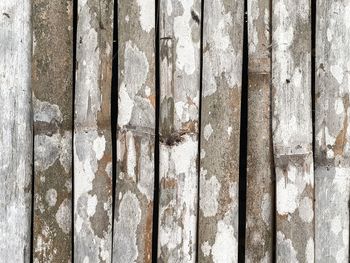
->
198;0;243;262
113;1;155;262
315;1;350;261
157;0;201;262
74;0;113;261
0;1;33;262
245;0;273;262
32;1;73;262
272;0;314;262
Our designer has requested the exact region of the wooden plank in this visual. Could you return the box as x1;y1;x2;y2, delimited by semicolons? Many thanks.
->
245;0;273;262
197;0;243;262
113;0;155;262
157;0;201;261
272;0;314;262
0;1;33;262
32;1;73;261
74;0;114;261
315;1;350;261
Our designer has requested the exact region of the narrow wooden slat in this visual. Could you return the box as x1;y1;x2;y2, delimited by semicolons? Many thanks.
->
198;0;243;262
315;1;350;261
32;1;73;261
113;1;155;262
157;0;201;261
74;0;114;261
245;0;273;262
0;1;33;261
272;0;314;262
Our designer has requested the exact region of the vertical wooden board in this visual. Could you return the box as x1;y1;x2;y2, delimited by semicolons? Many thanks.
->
245;0;273;262
113;0;155;262
198;0;243;262
74;0;113;261
32;1;73;262
272;0;314;262
158;0;201;262
315;1;350;261
0;1;32;262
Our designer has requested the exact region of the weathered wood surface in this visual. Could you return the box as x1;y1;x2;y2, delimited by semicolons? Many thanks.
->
74;0;114;261
315;1;350;261
32;1;73;262
198;0;243;262
0;1;33;262
157;0;201;261
113;0;155;262
272;0;314;262
245;0;273;262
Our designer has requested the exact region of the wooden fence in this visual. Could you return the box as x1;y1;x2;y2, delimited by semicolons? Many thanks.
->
0;0;349;262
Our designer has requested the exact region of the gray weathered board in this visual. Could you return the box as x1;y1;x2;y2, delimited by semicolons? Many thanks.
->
0;1;33;262
198;0;243;262
1;1;350;262
32;0;73;262
246;0;273;262
315;0;350;261
113;0;155;262
74;0;114;262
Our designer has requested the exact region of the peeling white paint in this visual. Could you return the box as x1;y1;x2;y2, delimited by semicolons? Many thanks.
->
200;170;220;217
261;193;271;225
136;0;155;33
203;123;213;141
277;231;298;262
45;189;57;207
276;176;299;215
113;191;141;263
211;220;237;263
173;0;196;75
92;135;106;160
201;241;211;257
305;238;314;263
330;65;344;84
299;197;313;223
56;199;71;234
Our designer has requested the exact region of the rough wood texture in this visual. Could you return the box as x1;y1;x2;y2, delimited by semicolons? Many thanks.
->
113;1;155;262
157;0;201;261
198;0;243;262
32;1;73;262
245;0;273;262
272;0;314;262
0;1;33;262
74;0;113;261
315;1;350;261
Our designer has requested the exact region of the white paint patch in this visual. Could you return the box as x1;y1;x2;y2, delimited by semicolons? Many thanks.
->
277;176;299;215
334;97;344;115
200;170;221;217
167;0;173;16
136;0;155;32
173;0;196;75
305;238;314;263
330;65;344;84
56;199;71;234
327;28;333;42
127;132;137;180
227;126;232;136
33;95;63;124
113;191;142;262
261;193;271;225
277;231;297;262
87;194;98;217
118;84;135;127
299;197;313;223
201;241;211;257
211;220;237;263
45;189;57;207
331;216;342;235
93;135;106;160
204;123;213;141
